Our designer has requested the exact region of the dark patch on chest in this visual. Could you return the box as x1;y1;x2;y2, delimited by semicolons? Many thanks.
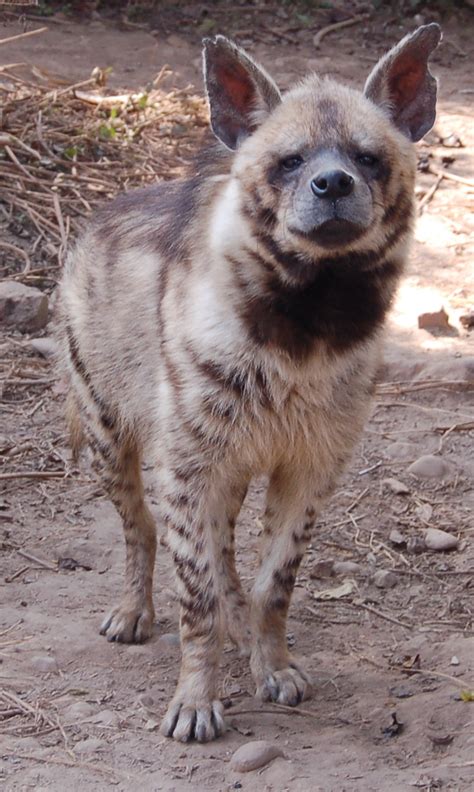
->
240;256;402;360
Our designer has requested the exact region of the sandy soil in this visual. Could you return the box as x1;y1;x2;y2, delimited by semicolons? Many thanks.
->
1;4;473;791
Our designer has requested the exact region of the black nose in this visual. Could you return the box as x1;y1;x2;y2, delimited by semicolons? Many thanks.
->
311;170;355;199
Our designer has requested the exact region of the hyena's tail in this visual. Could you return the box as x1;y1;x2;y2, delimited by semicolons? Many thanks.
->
65;388;85;462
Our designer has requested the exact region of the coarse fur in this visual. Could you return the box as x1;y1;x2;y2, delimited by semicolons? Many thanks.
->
57;25;441;743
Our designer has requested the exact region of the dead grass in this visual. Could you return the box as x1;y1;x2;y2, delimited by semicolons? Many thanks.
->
0;62;208;285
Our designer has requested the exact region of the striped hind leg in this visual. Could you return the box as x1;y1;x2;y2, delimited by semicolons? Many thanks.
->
93;434;157;643
75;404;156;643
64;326;156;642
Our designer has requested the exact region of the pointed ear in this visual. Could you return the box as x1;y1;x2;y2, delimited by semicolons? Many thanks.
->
364;23;442;142
203;36;281;150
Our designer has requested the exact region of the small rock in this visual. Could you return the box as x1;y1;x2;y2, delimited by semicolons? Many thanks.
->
138;693;155;709
230;740;284;773
415;503;433;523
460;310;474;329
389;529;406;547
424;528;458;552
332;560;361;575
91;709;120;726
74;738;104;755
31;655;58;673
408;455;451;480
373;570;398;589
30;336;58;358
450;656;460;666
310;559;334;579
382;478;410;495
417;308;450;331
389;685;414;699
63;701;96;722
144;718;160;731
0;281;48;332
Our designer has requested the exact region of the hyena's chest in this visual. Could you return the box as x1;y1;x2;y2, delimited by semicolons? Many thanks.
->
177;352;349;472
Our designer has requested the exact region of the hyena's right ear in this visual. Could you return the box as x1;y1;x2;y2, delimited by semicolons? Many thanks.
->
364;23;442;142
203;36;281;150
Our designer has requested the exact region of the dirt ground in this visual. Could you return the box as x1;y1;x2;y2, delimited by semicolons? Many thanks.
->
1;3;473;791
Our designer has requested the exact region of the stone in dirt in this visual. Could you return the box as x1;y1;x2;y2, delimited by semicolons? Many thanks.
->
30;336;58;358
424;528;458;551
63;701;96;722
407;455;451;479
417;307;451;332
74;737;105;755
31;655;58;672
389;529;406;547
460;310;474;329
0;281;48;332
332;560;361;575
230;740;284;773
373;570;398;589
310;558;334;578
382;478;410;495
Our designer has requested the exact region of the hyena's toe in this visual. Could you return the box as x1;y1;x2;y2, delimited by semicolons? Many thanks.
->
257;665;312;707
99;602;154;643
161;698;225;743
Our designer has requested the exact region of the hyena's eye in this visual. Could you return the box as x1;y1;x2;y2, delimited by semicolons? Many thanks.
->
280;155;304;172
356;153;379;168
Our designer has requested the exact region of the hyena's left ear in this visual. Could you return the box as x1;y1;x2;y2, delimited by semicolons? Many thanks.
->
203;35;281;150
364;23;442;142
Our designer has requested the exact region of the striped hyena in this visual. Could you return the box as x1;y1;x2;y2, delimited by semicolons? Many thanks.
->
58;25;441;742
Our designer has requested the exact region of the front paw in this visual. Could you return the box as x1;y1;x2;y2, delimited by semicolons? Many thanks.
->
99;600;154;643
255;662;312;706
161;695;225;743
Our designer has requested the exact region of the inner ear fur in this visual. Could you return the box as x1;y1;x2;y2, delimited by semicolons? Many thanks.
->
203;35;281;150
364;23;442;142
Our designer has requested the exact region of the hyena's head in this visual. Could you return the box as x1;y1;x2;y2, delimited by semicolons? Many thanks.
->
203;25;441;280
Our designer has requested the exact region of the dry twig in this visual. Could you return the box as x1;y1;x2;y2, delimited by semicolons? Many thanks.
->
313;14;369;48
0;27;48;47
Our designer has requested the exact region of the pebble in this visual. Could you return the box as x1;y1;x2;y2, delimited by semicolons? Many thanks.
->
74;737;104;755
418;308;451;332
138;693;155;709
424;528;458;552
31;655;58;673
0;281;49;332
332;560;361;575
460;310;474;329
450;656;460;666
91;709;120;726
407;455;451;480
389;529;406;547
310;559;334;579
382;478;410;495
30;336;58;359
63;701;96;722
230;740;284;773
373;570;398;589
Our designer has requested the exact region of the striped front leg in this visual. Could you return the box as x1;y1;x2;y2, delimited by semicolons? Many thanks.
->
160;465;244;742
250;468;331;706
